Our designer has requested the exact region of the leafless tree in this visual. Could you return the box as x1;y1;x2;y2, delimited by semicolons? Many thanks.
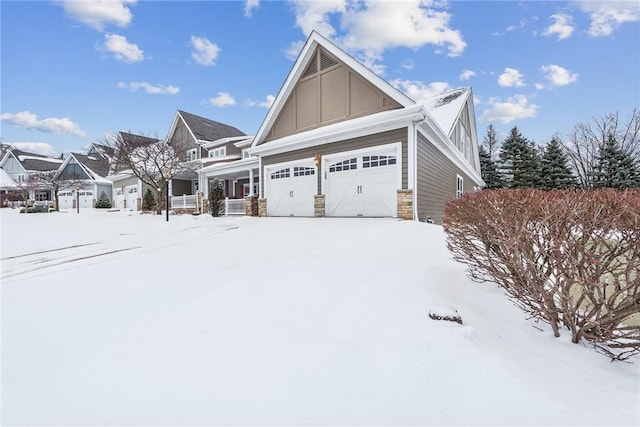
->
560;109;640;187
30;170;85;210
112;132;195;214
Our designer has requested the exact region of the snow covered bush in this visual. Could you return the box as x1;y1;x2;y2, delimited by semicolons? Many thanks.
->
95;191;111;209
444;189;640;361
208;179;225;217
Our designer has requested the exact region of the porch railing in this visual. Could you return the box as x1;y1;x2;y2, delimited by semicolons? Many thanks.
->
225;198;245;215
171;194;197;209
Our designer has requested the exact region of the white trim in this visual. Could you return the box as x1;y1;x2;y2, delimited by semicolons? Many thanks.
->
250;105;426;158
258;156;263;198
456;174;464;199
264;157;316;207
409;121;418;221
320;142;401;196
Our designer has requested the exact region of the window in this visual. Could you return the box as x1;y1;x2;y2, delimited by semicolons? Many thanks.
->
128;187;137;194
243;183;259;196
242;150;252;159
293;166;315;177
329;158;356;172
187;148;197;162
456;175;464;199
17;174;25;182
270;168;290;179
209;147;226;158
35;192;48;201
362;155;396;168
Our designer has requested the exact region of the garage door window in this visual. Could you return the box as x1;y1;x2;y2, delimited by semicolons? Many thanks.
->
271;168;290;179
329;158;357;172
293;166;315;177
363;155;396;168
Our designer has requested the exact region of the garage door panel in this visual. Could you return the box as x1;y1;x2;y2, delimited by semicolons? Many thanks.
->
266;162;316;217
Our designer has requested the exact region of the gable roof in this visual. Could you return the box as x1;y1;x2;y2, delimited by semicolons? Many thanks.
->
58;153;111;184
424;88;471;137
172;110;245;143
0;167;18;188
118;131;159;148
86;143;116;160
2;149;63;172
252;31;414;147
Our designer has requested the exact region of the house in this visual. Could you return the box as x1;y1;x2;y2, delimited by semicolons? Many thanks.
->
0;148;64;205
166;110;251;201
247;31;484;222
55;152;112;210
108;132;160;210
0;167;18;206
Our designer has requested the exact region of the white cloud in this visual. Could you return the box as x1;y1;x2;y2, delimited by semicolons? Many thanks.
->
209;92;236;107
101;33;144;63
493;18;528;36
246;95;275;108
542;14;575;40
535;83;546;90
190;36;220;66
480;95;539;124
6;142;57;157
0;111;87;137
59;0;136;31
289;0;466;63
401;59;415;70
390;79;452;103
498;68;526;87
285;40;306;61
541;64;579;86
244;0;260;17
459;69;476;81
576;0;640;36
117;81;180;95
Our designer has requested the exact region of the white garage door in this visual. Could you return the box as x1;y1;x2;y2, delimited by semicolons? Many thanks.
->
78;191;93;208
58;191;74;210
266;160;316;217
325;147;399;217
114;189;125;209
125;185;138;210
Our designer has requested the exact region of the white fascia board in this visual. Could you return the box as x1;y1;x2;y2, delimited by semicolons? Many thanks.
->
252;31;415;148
200;136;253;149
417;119;485;186
250;105;427;157
166;111;197;144
233;137;255;148
198;157;259;176
466;88;482;172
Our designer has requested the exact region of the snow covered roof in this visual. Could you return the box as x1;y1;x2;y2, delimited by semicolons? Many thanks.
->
176;110;245;143
422;88;470;137
8;149;63;172
0;167;18;188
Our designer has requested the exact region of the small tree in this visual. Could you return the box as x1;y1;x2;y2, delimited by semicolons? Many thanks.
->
95;191;111;208
592;134;640;189
479;145;504;189
142;188;155;211
499;126;541;188
540;137;576;190
208;179;225;217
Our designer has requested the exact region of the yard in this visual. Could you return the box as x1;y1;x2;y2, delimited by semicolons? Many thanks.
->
1;208;638;426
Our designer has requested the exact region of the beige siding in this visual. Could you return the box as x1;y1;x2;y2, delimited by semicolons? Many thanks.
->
169;119;197;155
416;133;475;224
266;47;401;142
262;127;408;195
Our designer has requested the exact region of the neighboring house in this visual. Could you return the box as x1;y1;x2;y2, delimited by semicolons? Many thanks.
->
108;132;160;210
0;148;64;204
56;153;112;210
166;110;250;199
0;167;18;206
248;31;484;222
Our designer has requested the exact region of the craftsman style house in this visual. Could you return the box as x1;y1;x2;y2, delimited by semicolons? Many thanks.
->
0;148;63;205
248;31;484;223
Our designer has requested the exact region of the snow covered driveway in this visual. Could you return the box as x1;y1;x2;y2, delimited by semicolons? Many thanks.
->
1;209;638;425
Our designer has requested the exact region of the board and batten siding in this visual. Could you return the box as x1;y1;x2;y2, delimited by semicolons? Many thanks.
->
261;127;408;196
416;132;475;224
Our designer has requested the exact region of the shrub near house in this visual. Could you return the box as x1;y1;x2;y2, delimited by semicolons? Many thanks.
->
95;191;112;209
443;189;640;361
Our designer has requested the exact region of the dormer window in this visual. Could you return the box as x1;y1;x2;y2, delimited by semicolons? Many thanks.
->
242;150;253;159
209;147;226;158
187;148;197;162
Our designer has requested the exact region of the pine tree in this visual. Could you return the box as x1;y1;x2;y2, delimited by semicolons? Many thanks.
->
483;124;500;160
592;134;640;189
208;179;225;217
479;145;504;189
498;126;541;188
95;191;112;208
142;188;155;211
540;137;576;190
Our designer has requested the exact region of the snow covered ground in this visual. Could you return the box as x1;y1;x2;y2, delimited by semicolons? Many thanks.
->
1;208;638;426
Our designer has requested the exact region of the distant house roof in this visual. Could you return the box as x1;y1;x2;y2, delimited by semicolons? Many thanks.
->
86;143;116;160
0;167;17;188
118;131;159;148
71;153;111;178
11;149;63;172
177;110;245;142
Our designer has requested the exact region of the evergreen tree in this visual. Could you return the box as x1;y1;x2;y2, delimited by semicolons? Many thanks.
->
483;124;500;159
95;191;112;208
498;126;541;188
479;145;504;189
142;188;155;211
592;134;640;189
540;137;576;190
208;179;225;217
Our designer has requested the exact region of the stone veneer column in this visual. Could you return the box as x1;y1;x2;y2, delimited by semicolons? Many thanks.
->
397;189;414;220
258;198;267;217
314;194;325;217
245;196;258;216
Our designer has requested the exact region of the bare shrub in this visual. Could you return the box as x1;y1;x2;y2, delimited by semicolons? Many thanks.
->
444;189;640;361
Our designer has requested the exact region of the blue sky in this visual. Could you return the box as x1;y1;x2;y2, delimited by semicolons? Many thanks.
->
1;0;639;157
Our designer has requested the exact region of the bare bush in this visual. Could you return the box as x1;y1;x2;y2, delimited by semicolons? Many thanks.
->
444;189;640;361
